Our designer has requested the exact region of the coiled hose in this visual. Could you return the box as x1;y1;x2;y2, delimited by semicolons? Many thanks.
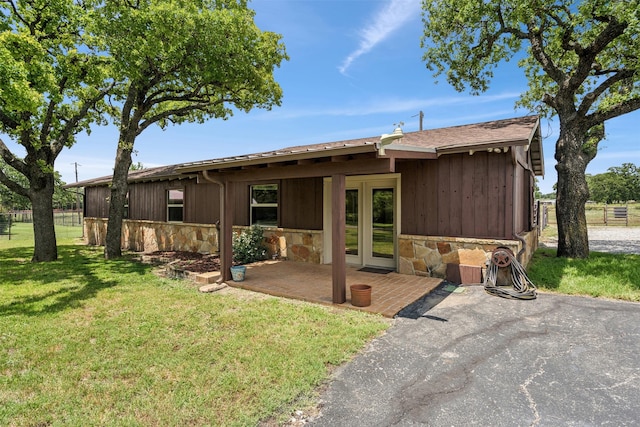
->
483;247;537;300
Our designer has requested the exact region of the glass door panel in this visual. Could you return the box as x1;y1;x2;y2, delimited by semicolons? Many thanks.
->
371;188;394;259
345;189;359;256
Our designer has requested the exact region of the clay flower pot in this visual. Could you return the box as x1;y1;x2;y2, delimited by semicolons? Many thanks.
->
350;284;372;307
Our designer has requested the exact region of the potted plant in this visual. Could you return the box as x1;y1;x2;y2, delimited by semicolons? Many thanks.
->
231;226;268;281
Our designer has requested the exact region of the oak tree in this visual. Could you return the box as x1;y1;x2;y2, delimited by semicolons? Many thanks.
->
0;0;112;261
93;0;288;258
421;0;640;257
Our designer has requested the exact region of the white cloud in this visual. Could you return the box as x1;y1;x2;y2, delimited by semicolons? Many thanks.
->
262;92;521;120
338;0;421;75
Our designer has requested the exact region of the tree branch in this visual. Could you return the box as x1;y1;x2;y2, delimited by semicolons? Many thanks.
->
587;96;640;129
577;69;635;116
567;17;628;94
41;75;69;147
526;23;566;85
0;137;29;179
0;167;29;199
51;81;115;157
0;139;24;171
137;97;231;135
0;110;19;130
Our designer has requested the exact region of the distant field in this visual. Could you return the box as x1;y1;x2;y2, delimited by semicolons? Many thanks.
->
541;202;639;227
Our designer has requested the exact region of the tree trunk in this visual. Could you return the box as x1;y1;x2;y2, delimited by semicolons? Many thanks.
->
555;125;591;258
104;143;133;259
30;172;57;262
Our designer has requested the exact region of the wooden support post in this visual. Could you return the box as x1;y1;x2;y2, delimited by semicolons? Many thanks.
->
331;174;346;304
220;180;234;282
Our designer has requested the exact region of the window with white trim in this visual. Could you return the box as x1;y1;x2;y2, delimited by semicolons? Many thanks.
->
250;184;277;226
167;189;184;222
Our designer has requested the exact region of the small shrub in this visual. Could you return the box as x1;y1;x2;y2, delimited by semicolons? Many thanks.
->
233;225;267;265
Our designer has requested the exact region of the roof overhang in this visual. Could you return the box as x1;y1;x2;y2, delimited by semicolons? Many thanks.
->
177;143;379;174
67;115;544;186
433;118;544;176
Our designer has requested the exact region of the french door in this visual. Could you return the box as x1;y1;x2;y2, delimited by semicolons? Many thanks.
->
344;177;398;269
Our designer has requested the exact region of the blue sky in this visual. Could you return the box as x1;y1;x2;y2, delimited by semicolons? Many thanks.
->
17;0;640;193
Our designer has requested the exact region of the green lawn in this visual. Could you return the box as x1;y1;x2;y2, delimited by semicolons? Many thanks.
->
527;248;640;301
0;241;389;426
2;221;638;425
0;222;83;249
531;222;640;301
529;224;640;301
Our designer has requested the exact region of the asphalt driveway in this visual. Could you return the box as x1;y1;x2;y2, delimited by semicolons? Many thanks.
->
308;285;640;426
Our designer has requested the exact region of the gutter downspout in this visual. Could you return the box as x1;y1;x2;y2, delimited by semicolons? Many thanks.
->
202;170;231;283
509;145;526;264
514;233;527;264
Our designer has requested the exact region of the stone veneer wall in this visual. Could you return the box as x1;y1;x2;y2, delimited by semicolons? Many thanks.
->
236;226;323;264
84;218;218;254
84;218;323;262
85;217;538;276
398;229;539;279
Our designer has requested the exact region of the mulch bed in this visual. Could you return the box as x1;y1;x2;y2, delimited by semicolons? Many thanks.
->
146;251;221;274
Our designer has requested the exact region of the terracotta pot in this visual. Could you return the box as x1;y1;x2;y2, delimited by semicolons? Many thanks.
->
350;284;372;307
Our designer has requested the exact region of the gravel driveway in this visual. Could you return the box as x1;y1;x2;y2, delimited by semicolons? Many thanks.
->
541;226;640;254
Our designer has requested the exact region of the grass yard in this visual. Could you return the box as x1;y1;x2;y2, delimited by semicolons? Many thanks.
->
531;222;640;301
2;219;638;425
527;248;640;301
0;222;83;249
0;243;389;426
528;224;640;301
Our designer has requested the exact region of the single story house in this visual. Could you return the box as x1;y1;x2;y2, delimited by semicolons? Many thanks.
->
72;115;544;303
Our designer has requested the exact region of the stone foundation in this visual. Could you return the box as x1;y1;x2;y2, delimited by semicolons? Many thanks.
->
84;218;218;254
84;218;537;278
398;229;538;280
83;218;324;263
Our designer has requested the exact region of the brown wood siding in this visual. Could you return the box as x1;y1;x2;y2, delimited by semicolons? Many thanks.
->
232;182;250;226
472;152;489;236
86;179;234;225
512;146;535;234
399;151;516;239
184;181;220;224
280;177;323;230
129;181;171;221
85;186;110;217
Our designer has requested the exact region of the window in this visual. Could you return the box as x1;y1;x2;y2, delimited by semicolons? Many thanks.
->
124;191;129;219
250;184;277;226
167;189;184;222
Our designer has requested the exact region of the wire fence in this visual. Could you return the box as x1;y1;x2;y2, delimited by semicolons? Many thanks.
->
0;210;84;240
538;202;640;228
4;210;84;226
0;213;11;238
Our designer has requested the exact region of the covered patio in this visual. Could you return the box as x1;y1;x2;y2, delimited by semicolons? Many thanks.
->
224;260;443;318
